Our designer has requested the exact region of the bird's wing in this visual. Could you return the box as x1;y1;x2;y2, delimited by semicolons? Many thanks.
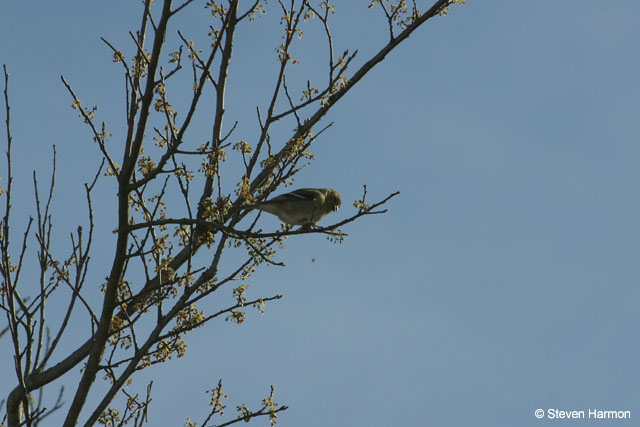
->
269;188;323;203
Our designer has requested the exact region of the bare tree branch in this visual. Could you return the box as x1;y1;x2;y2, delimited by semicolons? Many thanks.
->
2;1;465;425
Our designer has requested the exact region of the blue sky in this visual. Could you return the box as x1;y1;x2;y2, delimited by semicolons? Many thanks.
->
1;1;639;426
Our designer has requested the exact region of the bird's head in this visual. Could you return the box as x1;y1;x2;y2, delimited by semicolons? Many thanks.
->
326;189;342;212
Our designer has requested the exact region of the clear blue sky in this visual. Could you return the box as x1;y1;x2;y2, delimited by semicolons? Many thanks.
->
1;1;639;426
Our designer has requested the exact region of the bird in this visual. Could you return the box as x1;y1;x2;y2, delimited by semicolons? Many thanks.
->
244;188;342;226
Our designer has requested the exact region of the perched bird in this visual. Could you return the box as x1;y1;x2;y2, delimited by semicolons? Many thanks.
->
245;188;342;226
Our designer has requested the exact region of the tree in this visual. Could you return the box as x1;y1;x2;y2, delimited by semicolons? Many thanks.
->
1;0;464;425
